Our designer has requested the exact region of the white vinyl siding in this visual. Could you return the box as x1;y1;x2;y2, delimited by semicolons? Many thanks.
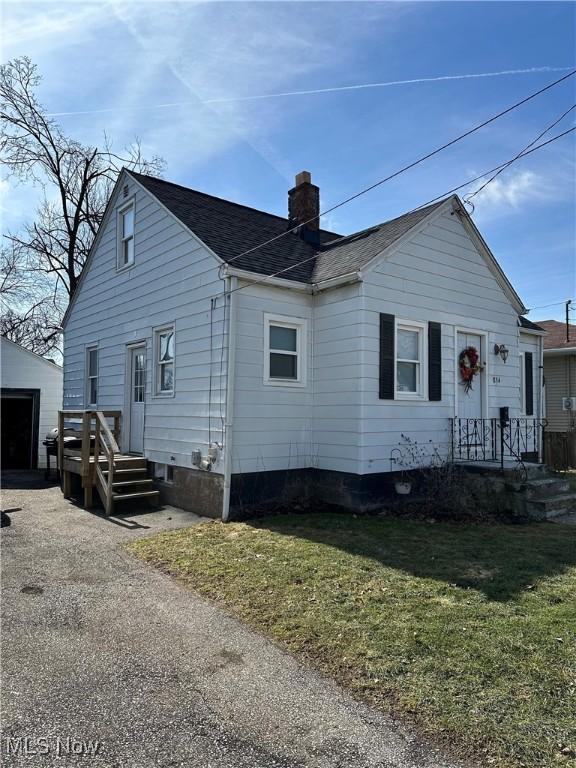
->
359;207;523;473
0;338;63;469
231;284;314;473
63;175;227;471
63;186;528;481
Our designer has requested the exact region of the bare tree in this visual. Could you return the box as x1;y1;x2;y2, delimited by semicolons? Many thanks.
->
0;303;63;359
0;244;63;358
1;55;164;307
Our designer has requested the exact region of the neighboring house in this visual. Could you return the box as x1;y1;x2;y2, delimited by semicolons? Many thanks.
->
1;337;63;471
537;320;576;431
61;169;545;518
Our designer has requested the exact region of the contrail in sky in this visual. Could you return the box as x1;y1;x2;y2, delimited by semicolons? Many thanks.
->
47;66;573;117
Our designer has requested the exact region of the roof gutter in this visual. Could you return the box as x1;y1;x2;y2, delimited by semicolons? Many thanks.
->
223;266;362;294
222;266;309;292
311;271;362;293
519;326;547;336
543;347;576;356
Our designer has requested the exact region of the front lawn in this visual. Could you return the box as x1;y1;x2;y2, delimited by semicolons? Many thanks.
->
129;514;576;768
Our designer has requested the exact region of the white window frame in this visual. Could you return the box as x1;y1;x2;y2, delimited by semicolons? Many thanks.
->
153;462;174;484
394;319;427;400
264;313;307;387
153;324;175;397
117;198;135;270
85;345;99;407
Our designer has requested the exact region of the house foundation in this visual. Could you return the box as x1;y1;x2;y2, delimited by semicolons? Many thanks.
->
157;466;224;519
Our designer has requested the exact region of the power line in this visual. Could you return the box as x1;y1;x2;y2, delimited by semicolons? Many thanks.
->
220;68;575;271
220;125;575;297
411;125;576;211
528;299;575;311
465;103;576;205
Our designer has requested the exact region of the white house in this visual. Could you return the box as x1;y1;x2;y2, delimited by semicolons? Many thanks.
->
61;169;545;517
1;337;63;471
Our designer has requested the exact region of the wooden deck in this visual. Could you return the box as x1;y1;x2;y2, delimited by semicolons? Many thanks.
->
58;411;159;515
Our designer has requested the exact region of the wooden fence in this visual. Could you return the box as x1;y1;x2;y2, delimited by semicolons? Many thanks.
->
543;431;576;471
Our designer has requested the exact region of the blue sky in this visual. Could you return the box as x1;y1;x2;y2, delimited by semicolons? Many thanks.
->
2;1;575;320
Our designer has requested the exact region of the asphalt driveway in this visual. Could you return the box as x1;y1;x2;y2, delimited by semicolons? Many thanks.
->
1;474;470;768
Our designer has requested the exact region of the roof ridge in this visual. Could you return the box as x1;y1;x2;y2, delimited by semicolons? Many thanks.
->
129;171;340;237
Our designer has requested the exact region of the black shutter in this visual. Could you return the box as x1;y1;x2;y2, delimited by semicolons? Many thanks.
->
428;322;442;401
524;352;534;416
379;313;395;399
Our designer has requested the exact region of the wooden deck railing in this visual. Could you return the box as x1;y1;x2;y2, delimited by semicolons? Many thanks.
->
93;411;121;515
57;410;121;506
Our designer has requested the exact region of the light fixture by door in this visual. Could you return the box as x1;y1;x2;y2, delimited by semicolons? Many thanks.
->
494;343;509;363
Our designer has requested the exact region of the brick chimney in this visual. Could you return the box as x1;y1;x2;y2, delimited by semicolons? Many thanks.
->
288;171;320;243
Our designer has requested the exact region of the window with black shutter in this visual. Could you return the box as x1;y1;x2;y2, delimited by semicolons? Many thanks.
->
379;314;395;399
428;322;442;401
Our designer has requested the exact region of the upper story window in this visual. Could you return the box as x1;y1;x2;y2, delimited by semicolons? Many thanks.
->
117;201;135;269
86;346;98;406
264;313;307;386
395;321;426;398
155;325;175;395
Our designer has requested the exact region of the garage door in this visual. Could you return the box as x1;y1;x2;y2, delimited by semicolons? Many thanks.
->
1;389;40;470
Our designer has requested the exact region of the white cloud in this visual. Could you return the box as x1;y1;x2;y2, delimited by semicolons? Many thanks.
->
469;153;574;221
474;170;543;208
2;4;110;54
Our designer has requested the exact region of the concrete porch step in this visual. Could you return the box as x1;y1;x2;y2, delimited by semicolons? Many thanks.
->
526;492;576;521
522;477;571;499
500;462;548;480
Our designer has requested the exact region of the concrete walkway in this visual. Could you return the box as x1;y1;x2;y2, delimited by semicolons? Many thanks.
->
1;475;470;768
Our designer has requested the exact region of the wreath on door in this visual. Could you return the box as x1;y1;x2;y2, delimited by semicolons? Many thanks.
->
459;346;484;393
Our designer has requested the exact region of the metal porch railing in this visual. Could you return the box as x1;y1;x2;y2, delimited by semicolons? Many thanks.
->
451;417;545;468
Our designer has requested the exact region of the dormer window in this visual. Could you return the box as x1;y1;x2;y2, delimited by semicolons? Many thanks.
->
117;201;135;269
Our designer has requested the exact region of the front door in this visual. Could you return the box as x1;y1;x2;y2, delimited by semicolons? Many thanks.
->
456;332;487;459
129;346;146;454
457;332;484;419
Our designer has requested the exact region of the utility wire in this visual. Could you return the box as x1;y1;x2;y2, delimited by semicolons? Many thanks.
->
220;68;575;272
528;299;575;311
220;125;575;297
465;103;576;205
411;125;576;211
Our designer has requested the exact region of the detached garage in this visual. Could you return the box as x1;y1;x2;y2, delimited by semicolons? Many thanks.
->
1;338;63;470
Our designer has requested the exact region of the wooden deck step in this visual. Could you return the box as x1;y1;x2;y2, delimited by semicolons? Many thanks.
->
112;479;154;489
102;468;147;476
111;490;160;502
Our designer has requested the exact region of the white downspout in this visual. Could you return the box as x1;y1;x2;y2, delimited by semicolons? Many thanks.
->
222;276;237;521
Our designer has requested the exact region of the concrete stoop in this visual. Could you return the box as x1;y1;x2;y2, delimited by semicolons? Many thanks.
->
466;463;576;521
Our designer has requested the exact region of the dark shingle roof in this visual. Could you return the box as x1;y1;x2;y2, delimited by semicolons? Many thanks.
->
312;201;446;282
130;171;448;284
518;316;545;332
